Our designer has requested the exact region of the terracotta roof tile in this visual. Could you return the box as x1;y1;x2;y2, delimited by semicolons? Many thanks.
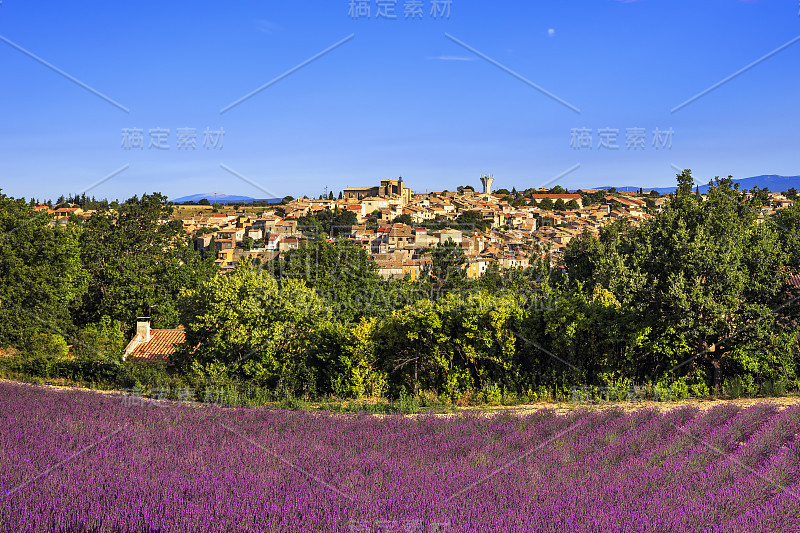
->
129;328;185;363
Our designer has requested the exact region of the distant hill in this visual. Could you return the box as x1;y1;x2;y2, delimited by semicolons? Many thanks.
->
172;193;282;204
175;176;799;204
589;175;800;195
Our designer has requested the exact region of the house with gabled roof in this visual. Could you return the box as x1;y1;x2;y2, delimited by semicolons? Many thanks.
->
123;319;184;364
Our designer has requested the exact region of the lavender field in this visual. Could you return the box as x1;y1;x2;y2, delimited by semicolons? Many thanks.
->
1;382;800;532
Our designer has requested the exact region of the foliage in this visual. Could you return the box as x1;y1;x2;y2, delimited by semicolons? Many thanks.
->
565;171;791;392
421;239;466;292
73;315;126;361
265;238;380;322
176;258;325;392
2;170;800;406
236;235;254;250
454;210;491;232
297;207;358;236
76;193;217;333
0;191;87;347
392;213;413;225
24;333;69;358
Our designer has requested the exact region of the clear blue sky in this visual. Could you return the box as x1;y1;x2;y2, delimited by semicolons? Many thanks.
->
1;0;798;202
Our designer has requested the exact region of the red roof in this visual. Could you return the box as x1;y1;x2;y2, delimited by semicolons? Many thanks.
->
530;194;581;200
128;327;185;363
605;195;645;207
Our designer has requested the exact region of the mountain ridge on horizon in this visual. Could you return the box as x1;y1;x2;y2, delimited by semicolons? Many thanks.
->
590;174;800;195
172;192;282;204
172;174;800;203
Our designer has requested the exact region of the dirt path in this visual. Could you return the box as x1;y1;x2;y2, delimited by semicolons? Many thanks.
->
0;378;123;396
3;378;799;416
464;396;800;417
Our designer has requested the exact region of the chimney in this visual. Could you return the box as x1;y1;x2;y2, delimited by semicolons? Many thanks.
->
136;318;151;342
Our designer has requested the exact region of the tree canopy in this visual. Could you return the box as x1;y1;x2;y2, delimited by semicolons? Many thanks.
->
0;192;87;347
176;259;325;391
76;193;216;332
564;171;793;392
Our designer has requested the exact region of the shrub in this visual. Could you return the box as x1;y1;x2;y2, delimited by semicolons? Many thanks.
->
24;334;68;358
482;383;503;405
395;386;419;414
74;316;125;360
760;379;788;397
723;375;757;399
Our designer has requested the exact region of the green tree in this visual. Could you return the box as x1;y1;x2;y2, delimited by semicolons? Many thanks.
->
237;235;255;251
74;315;126;361
422;239;467;292
76;193;217;333
566;171;791;392
539;197;554;210
378;299;448;396
309;317;388;399
0;192;87;348
176;259;325;390
554;198;567;211
438;291;523;398
266;239;380;322
772;200;800;266
749;186;769;207
24;334;69;358
455;210;490;232
536;283;639;385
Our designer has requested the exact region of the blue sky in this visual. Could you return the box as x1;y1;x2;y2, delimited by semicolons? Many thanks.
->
1;0;798;202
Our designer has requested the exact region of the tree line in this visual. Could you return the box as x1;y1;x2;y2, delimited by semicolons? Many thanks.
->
2;170;800;403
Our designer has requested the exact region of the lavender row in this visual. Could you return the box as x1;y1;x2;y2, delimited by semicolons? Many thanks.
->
1;382;799;532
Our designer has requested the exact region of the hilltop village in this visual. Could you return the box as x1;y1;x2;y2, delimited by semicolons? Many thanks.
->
191;177;655;277
38;176;796;279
